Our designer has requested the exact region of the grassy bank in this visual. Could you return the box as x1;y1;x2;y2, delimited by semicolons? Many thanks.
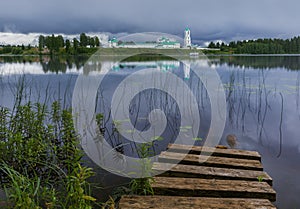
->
0;46;205;57
94;48;202;56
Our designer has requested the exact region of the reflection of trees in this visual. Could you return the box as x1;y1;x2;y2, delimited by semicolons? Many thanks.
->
0;56;40;63
39;56;89;73
0;55;90;74
41;57;67;73
215;56;300;71
83;61;102;75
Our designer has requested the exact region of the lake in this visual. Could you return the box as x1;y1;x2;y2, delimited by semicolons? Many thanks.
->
1;55;300;208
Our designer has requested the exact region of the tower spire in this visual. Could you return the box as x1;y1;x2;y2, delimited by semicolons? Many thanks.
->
184;28;192;48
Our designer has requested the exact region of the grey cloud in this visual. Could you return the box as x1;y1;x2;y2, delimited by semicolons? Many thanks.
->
0;0;300;42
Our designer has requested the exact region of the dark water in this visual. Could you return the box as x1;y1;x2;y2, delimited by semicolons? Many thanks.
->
1;55;300;208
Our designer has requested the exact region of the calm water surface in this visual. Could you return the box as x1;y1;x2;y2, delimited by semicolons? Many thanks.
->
1;55;300;208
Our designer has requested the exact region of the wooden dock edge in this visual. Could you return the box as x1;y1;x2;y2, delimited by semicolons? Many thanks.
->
119;195;276;209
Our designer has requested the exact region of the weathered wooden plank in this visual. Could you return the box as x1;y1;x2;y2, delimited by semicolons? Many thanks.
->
153;162;273;185
167;144;261;160
152;177;276;202
119;195;276;209
167;144;261;161
159;151;263;171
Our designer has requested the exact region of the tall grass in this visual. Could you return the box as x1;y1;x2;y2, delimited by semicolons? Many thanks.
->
0;101;97;208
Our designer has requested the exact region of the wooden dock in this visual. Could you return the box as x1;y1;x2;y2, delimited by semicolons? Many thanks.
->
119;144;277;209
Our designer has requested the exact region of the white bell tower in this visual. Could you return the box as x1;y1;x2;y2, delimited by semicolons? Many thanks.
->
184;28;191;48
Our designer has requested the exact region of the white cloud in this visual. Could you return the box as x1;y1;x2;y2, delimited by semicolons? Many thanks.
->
0;32;109;46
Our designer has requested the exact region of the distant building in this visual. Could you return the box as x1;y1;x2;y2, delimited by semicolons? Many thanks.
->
108;37;118;48
184;28;192;48
156;37;181;49
108;28;194;49
108;36;180;49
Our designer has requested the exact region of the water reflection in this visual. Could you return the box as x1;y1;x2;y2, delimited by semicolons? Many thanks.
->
212;57;300;208
218;62;300;154
76;58;212;163
212;55;300;71
1;55;300;208
0;55;88;74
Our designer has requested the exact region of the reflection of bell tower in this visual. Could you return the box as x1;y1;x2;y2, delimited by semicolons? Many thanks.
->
184;28;191;48
183;62;190;80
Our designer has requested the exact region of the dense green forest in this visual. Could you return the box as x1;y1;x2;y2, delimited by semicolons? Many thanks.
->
208;36;300;54
0;33;100;55
38;33;100;54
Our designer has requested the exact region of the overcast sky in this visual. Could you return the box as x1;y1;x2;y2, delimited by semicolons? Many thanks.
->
1;0;300;42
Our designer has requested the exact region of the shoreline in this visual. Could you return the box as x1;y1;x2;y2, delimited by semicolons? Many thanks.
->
3;50;300;57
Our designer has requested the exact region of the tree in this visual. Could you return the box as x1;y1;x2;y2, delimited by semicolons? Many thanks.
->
57;35;65;48
44;34;56;53
73;38;79;52
80;33;88;47
208;42;216;48
45;36;51;51
95;37;100;47
65;39;71;53
38;35;45;52
52;34;59;52
89;38;95;47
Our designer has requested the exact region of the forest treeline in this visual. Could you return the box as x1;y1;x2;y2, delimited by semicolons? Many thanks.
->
38;33;100;54
0;33;100;55
208;36;300;54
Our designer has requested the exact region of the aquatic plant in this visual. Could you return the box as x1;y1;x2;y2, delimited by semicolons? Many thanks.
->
129;142;155;196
